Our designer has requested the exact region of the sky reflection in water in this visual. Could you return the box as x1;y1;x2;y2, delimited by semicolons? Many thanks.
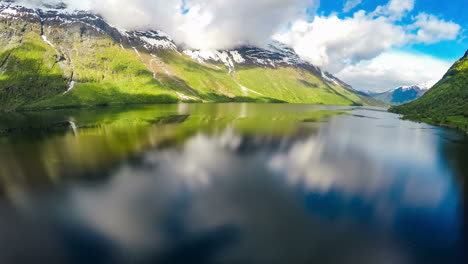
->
0;104;465;264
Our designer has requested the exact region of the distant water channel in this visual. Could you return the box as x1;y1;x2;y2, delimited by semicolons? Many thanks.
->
0;103;466;264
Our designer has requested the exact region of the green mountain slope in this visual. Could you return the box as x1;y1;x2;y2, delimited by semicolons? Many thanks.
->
0;5;382;110
391;50;468;130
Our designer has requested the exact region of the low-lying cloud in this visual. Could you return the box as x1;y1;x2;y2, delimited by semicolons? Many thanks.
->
13;0;316;50
336;51;452;92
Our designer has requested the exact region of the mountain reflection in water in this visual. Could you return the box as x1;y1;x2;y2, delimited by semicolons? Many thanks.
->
0;104;465;264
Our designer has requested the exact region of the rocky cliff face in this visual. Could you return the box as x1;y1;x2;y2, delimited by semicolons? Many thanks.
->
0;3;380;109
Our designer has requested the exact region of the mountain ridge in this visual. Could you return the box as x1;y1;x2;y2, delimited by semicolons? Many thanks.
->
366;81;436;105
0;3;382;110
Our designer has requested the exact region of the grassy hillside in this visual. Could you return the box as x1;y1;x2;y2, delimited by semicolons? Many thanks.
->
391;50;468;130
0;16;380;110
236;66;359;105
0;34;68;109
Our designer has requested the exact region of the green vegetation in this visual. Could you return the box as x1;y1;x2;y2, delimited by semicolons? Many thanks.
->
0;18;381;110
0;34;68;109
28;38;181;108
236;66;357;105
0;103;345;184
391;50;468;130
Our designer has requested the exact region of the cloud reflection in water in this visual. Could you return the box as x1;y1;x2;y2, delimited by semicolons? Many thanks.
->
0;105;464;264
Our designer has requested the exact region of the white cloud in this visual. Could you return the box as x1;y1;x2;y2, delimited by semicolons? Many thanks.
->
173;0;315;49
10;0;317;50
335;50;452;92
276;0;462;91
372;0;415;20
409;13;461;44
275;11;408;73
343;0;362;13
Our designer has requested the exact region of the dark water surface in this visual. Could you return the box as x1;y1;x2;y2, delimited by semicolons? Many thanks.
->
0;103;466;264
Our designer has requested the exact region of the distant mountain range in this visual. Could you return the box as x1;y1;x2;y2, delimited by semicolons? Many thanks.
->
365;80;437;105
0;2;382;110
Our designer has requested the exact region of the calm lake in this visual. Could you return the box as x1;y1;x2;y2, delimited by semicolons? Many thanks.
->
0;103;466;264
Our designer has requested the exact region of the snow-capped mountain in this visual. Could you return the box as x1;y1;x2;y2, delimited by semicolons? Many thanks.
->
396;80;438;92
0;1;382;109
0;2;345;84
366;80;438;105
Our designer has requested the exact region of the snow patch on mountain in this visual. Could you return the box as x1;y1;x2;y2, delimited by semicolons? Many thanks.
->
414;80;438;90
182;40;314;74
140;36;176;50
41;35;55;48
229;51;245;63
395;79;438;92
0;6;25;19
125;30;178;52
176;92;199;102
321;71;339;86
240;85;263;96
1;7;16;15
0;2;355;93
183;50;236;72
64;81;75;94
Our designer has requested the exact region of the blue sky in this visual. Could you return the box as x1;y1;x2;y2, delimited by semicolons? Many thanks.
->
273;0;468;91
318;0;467;61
